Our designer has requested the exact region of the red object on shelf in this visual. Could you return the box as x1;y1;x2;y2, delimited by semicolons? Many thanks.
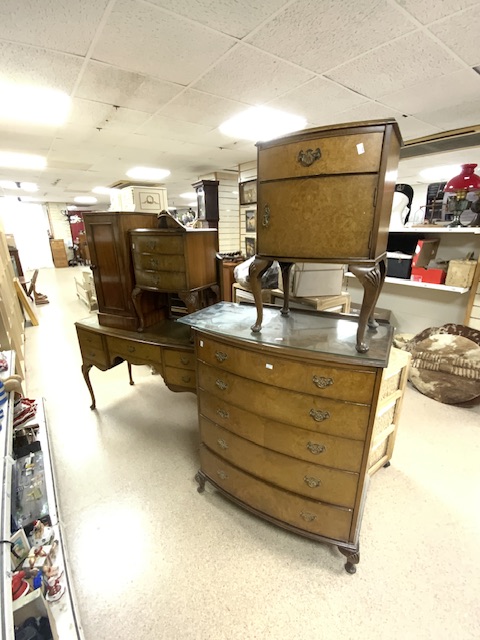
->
411;266;446;284
444;164;480;193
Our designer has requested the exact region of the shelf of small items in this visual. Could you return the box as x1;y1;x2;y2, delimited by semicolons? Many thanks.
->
1;366;83;639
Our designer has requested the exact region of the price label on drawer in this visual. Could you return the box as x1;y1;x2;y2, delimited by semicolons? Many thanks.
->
199;340;203;347
265;363;273;370
356;142;365;155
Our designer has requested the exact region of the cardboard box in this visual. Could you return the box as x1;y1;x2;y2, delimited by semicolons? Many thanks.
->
411;266;446;284
445;259;477;288
411;239;440;267
386;252;412;279
119;186;168;213
288;263;345;297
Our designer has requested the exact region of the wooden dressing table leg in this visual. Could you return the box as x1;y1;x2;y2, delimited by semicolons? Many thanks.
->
279;262;294;316
249;257;273;332
81;364;96;410
132;287;145;332
348;262;384;353
178;290;200;313
127;362;134;386
195;471;206;493
338;545;360;574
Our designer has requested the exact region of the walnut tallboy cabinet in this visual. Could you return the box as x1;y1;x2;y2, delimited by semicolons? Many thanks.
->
249;119;402;353
83;211;166;331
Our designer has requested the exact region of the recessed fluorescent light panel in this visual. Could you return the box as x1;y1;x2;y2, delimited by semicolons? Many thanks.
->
0;81;70;126
74;196;97;204
0;152;46;170
92;186;115;195
126;167;170;181
0;180;38;191
219;106;306;142
419;165;460;182
179;192;196;199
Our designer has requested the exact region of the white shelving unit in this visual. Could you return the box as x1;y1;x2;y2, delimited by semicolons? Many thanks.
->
345;272;469;293
0;353;83;639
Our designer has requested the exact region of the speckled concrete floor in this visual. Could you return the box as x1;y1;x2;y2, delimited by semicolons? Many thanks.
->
24;266;480;640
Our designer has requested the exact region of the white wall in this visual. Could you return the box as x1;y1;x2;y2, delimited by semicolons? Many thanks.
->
0;198;53;270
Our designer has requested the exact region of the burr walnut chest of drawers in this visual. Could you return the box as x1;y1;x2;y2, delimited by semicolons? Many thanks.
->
249;118;402;354
130;218;218;330
179;302;404;574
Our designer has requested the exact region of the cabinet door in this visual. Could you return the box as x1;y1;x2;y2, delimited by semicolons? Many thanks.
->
257;174;378;260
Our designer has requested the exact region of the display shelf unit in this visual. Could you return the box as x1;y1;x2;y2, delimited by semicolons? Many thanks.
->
0;367;83;639
345;272;469;293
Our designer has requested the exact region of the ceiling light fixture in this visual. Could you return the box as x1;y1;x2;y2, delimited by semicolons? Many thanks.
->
74;196;97;204
179;192;196;199
0;81;71;126
126;167;170;181
0;152;46;170
219;106;307;142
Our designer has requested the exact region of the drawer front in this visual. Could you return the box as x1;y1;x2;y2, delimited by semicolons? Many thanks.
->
164;349;195;370
77;329;108;368
196;336;375;404
134;269;187;291
257;174;378;259
201;418;359;508
132;252;186;273
164;365;196;390
198;390;365;472
106;336;162;366
258;131;384;181
200;446;353;542
131;234;184;255
197;363;370;441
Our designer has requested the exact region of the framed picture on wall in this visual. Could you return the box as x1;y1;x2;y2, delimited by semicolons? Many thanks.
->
245;237;256;258
239;180;257;205
10;528;30;570
245;209;256;233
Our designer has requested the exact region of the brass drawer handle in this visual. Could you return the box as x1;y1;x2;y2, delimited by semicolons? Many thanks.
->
147;241;157;251
217;438;228;450
216;408;229;419
215;379;228;391
181;375;191;383
312;375;333;389
128;346;136;353
300;511;317;522
180;356;190;365
88;351;96;357
306;442;326;455
150;257;159;268
309;409;330;422
304;475;321;488
215;351;228;363
217;470;228;480
262;204;270;228
298;147;321;167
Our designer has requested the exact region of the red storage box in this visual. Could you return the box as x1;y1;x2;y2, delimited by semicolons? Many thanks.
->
411;266;446;284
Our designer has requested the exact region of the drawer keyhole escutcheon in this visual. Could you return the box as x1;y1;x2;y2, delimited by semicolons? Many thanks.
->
309;409;330;422
181;376;191;383
304;475;321;488
215;379;228;391
313;375;333;389
180;356;189;365
216;408;229;419
217;439;228;450
262;204;270;228
215;351;228;363
300;511;317;522
297;147;321;167
217;470;228;480
128;346;136;353
306;442;326;455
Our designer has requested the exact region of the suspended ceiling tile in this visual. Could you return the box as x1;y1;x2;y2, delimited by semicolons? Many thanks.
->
92;0;235;85
326;32;463;100
429;6;480;65
136;114;213;142
0;127;54;153
269;77;368;125
414;99;480;130
192;44;315;104
160;89;246;128
147;0;288;38
0;42;83;92
245;0;416;74
397;0;480;24
0;0;110;56
75;61;184;113
379;69;480;115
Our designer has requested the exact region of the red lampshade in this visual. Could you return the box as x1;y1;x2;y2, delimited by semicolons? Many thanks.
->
444;163;480;193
